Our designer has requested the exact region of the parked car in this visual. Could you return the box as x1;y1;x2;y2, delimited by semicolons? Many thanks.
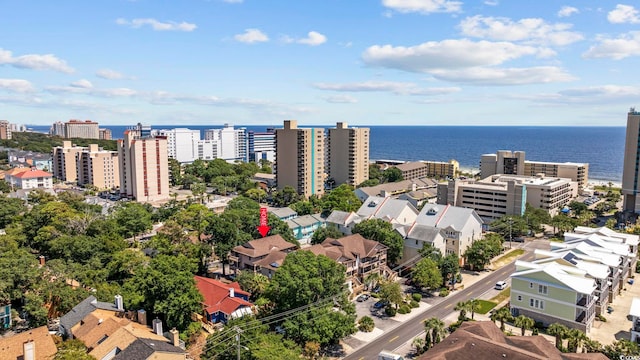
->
373;300;389;309
356;294;370;302
495;281;508;290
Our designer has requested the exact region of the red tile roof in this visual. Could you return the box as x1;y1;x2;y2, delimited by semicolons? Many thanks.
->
194;276;252;316
12;168;52;179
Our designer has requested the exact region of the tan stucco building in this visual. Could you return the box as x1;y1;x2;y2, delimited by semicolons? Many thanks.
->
65;119;100;139
480;150;588;189
275;120;325;198
327;122;369;187
623;108;640;213
52;140;85;182
118;130;169;202
76;144;120;190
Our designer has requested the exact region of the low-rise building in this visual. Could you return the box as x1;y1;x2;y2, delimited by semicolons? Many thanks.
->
194;276;253;324
4;168;53;189
630;298;640;343
59;295;125;339
0;325;58;360
354;177;438;202
229;235;298;273
511;261;597;333
286;213;325;244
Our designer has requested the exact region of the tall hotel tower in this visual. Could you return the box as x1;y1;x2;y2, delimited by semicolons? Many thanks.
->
275;120;325;198
327;122;369;187
623;108;640;213
118;129;169;202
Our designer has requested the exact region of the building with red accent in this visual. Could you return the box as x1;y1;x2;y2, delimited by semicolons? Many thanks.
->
118;130;169;202
194;276;253;324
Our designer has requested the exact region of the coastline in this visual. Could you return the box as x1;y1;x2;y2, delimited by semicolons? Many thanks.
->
457;166;622;188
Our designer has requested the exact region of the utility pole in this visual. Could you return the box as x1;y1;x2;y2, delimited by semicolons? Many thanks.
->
233;326;243;360
508;217;513;249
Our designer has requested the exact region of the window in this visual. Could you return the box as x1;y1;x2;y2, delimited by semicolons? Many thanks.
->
538;285;548;295
529;282;534;289
530;298;544;309
517;295;522;301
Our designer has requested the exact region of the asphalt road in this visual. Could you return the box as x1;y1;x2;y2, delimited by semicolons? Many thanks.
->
344;251;535;360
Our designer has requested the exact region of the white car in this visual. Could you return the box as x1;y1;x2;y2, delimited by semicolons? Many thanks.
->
495;281;507;290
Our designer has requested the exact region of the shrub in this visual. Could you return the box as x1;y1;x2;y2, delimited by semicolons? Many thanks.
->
534;321;545;329
412;293;422;302
532;327;539;335
596;314;607;322
439;288;450;297
410;300;419;308
448;320;463;332
358;316;375;332
398;304;411;314
370;292;380;298
385;306;397;317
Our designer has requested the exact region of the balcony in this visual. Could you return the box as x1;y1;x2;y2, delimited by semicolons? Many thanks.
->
634;320;640;332
575;311;586;323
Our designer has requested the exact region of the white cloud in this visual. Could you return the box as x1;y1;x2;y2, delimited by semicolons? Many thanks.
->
458;16;583;46
0;48;74;73
514;85;640;105
297;31;327;46
313;81;460;95
583;31;640;59
234;29;269;44
362;39;549;72
608;4;640;24
116;18;197;31
382;0;462;14
46;84;137;97
0;79;35;93
557;6;579;17
323;95;358;103
96;69;127;80
70;79;93;88
484;0;498;6
223;0;243;3
429;66;576;85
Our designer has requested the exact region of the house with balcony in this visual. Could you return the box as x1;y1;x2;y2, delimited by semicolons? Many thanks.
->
552;240;627;303
533;249;610;315
307;234;388;293
567;226;639;279
511;261;597;333
325;210;361;235
228;235;298;274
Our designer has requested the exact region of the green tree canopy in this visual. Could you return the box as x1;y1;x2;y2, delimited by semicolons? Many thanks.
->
412;257;442;291
352;219;403;264
110;202;153;239
310;226;344;245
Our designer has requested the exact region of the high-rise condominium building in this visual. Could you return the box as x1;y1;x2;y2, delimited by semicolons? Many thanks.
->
156;128;200;163
52;141;120;189
327;122;369;187
275;120;325;198
623;107;640;213
52;141;85;182
247;129;276;163
99;128;112;140
118;130;169;202
204;124;247;162
480;150;589;189
64;120;100;139
0;120;12;140
76;144;120;190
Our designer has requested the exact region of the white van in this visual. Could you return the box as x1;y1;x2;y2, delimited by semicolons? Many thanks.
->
378;350;404;360
495;281;507;290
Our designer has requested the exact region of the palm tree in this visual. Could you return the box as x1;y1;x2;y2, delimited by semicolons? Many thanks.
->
513;315;535;336
454;301;469;321
412;337;426;356
582;338;603;353
490;307;512;331
424;317;446;349
566;328;588;353
364;272;381;291
547;323;569;350
468;298;481;320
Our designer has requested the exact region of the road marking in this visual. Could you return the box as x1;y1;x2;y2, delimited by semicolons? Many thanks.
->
445;304;452;309
389;335;399;343
485;280;491;284
358;358;364;360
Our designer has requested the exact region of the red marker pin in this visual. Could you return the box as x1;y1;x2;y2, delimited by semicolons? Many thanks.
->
257;207;270;237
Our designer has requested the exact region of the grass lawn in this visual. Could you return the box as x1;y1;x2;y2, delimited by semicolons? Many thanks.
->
475;299;498;314
493;249;525;265
490;288;511;304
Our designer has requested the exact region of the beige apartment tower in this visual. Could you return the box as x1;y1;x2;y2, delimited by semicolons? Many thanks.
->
327;122;369;187
275;120;325;198
52;141;84;182
65;120;100;139
76;144;120;190
0;120;11;140
623;108;640;213
118;130;169;202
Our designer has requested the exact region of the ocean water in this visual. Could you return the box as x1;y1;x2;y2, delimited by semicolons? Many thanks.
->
28;125;625;183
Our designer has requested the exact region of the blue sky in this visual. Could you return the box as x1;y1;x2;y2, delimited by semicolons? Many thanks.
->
1;1;640;126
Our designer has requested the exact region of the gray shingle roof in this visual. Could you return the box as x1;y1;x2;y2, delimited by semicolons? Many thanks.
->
416;204;483;230
407;224;444;243
113;337;184;359
357;196;418;221
59;296;123;337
